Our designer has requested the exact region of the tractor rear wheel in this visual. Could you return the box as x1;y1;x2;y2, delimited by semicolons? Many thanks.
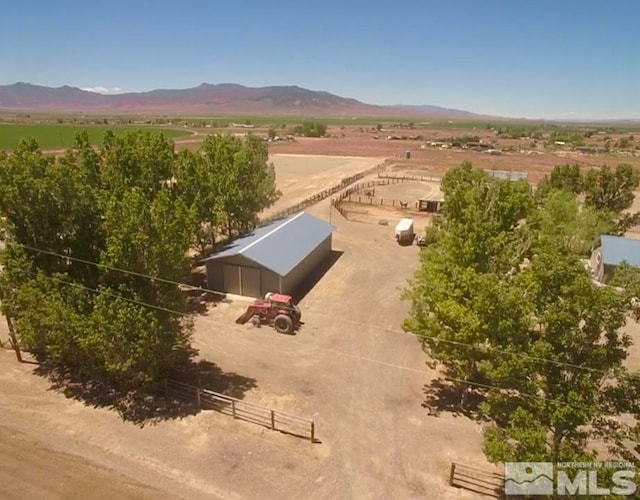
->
274;314;294;334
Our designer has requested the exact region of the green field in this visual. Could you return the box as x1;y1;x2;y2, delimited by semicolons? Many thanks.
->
0;124;189;151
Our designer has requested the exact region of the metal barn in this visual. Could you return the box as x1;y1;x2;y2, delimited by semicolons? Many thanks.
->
203;212;335;298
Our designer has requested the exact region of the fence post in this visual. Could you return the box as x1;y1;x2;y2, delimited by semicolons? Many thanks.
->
270;410;275;430
231;400;236;419
164;379;168;400
196;387;201;409
380;198;383;205
449;463;456;486
310;421;315;443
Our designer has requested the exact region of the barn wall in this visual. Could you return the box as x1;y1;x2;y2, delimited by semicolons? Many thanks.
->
206;255;266;297
206;260;224;292
603;264;617;284
282;235;332;294
589;247;604;282
261;269;281;297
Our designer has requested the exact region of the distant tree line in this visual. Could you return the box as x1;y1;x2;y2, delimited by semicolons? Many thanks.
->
291;121;327;138
0;131;279;395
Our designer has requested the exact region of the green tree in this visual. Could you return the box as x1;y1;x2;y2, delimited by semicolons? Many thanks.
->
0;131;194;392
482;249;633;463
529;189;612;255
535;163;583;201
404;161;638;465
583;164;640;213
292;121;327;137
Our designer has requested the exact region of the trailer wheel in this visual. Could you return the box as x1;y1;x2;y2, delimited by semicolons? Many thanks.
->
274;314;294;334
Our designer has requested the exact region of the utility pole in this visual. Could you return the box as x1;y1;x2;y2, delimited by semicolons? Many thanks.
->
0;285;22;363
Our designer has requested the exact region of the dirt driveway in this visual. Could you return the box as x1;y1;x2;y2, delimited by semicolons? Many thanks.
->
0;176;488;499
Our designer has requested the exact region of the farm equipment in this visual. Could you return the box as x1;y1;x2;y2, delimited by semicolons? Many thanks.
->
235;293;302;334
415;234;427;247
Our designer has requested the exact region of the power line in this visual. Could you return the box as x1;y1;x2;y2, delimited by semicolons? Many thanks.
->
3;240;614;375
8;268;620;416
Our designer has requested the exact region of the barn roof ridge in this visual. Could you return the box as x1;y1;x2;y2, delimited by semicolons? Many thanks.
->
203;211;335;276
238;211;305;256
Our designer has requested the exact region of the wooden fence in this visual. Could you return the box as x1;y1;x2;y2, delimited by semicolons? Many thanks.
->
260;161;386;225
449;462;505;498
377;173;442;183
165;379;316;442
344;194;417;209
331;177;415;217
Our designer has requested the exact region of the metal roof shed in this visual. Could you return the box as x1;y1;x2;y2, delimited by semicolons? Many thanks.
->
203;212;336;298
600;235;640;267
589;235;640;283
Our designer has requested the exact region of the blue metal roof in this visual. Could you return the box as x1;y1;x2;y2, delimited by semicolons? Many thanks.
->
204;212;335;276
600;235;640;267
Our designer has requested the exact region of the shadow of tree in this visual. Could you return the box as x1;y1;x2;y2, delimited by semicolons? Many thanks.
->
422;378;484;419
33;351;257;427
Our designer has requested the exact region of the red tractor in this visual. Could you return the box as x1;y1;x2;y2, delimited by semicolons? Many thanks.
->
235;293;302;334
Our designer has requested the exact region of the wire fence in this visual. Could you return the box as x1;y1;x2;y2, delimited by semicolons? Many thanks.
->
165;379;316;442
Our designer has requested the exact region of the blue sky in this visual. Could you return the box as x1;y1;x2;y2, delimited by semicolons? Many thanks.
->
1;0;638;119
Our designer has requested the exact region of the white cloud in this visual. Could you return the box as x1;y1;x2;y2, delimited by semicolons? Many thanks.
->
81;86;123;94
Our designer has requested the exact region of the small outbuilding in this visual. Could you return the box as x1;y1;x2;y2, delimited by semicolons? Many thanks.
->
590;235;640;284
418;190;445;213
203;212;335;298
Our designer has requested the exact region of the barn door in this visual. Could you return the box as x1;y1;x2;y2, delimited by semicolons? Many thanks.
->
222;264;241;295
240;267;261;298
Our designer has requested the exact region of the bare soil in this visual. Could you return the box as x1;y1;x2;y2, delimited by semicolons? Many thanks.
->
264;155;385;216
2;137;640;499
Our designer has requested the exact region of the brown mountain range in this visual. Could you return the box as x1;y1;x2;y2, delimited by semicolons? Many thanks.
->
0;82;479;118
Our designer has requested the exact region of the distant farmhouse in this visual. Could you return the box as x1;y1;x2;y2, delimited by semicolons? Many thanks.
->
589;235;640;284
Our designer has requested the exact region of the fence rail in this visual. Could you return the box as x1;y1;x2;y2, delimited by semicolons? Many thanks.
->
260;161;386;225
377;173;442;183
449;462;504;498
165;379;316;442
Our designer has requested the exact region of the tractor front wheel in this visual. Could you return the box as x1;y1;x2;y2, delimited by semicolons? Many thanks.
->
274;314;294;334
292;305;302;322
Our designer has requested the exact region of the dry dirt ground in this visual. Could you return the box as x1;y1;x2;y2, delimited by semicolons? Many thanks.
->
2;146;640;499
264;154;385;216
0;164;489;499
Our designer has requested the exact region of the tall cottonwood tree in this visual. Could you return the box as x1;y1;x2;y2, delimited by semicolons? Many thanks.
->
405;162;639;464
0;130;279;390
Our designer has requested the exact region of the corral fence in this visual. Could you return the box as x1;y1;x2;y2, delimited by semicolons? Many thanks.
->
165;379;316;442
449;462;505;498
377;173;442;183
332;173;445;219
260;161;386;225
332;178;416;216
